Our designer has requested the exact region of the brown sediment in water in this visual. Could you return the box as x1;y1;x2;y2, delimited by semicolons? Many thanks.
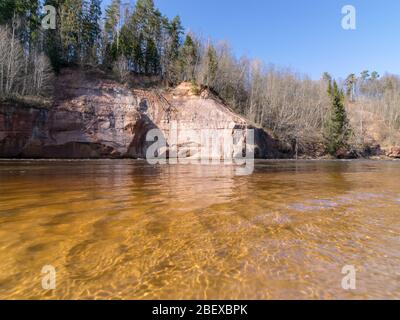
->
0;160;399;299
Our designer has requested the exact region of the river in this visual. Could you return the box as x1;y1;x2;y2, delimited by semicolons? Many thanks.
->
0;160;399;299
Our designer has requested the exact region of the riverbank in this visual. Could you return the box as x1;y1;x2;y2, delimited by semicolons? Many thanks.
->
0;69;278;159
1;69;399;160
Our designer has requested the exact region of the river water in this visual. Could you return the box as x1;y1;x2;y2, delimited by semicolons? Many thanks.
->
0;160;399;299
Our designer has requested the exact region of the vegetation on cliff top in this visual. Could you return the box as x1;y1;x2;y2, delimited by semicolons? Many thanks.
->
0;0;399;157
324;81;351;156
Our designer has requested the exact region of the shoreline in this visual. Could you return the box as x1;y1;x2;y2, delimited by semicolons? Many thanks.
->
0;157;398;162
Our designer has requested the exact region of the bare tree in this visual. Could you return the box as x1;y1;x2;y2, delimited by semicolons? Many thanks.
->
0;23;24;96
0;23;54;100
193;39;332;155
30;50;54;96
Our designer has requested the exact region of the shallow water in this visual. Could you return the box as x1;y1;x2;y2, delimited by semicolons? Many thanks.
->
0;160;399;299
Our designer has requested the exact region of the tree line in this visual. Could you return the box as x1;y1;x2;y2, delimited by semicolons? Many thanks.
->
343;70;400;148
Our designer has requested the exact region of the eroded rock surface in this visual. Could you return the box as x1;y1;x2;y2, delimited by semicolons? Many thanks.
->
387;146;400;159
0;69;277;159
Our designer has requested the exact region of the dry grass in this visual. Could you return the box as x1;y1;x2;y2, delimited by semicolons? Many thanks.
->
347;101;400;152
1;95;53;109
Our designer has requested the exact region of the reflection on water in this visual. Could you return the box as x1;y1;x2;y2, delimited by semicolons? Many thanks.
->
0;160;399;299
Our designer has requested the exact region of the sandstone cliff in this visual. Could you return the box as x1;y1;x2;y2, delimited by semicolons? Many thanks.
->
0;69;277;159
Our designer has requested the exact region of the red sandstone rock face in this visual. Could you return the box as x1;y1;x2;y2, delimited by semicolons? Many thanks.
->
0;104;48;157
387;147;400;158
0;69;277;159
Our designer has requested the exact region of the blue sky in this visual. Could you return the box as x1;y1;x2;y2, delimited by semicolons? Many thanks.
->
102;0;400;80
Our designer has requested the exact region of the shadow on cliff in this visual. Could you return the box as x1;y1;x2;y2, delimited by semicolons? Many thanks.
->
127;98;167;159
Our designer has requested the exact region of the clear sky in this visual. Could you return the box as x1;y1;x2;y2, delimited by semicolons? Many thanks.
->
102;0;400;80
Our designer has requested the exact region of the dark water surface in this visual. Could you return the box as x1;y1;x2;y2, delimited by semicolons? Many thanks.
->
0;160;399;299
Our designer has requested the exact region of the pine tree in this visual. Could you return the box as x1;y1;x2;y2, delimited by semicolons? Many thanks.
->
324;81;351;156
164;15;183;84
180;34;198;82
360;70;370;81
119;23;133;59
167;16;183;61
0;0;40;51
133;33;144;72
42;0;101;68
0;0;15;24
82;0;101;64
205;43;218;88
58;0;85;64
104;0;121;46
129;0;162;73
43;0;65;72
370;71;380;80
145;37;159;74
